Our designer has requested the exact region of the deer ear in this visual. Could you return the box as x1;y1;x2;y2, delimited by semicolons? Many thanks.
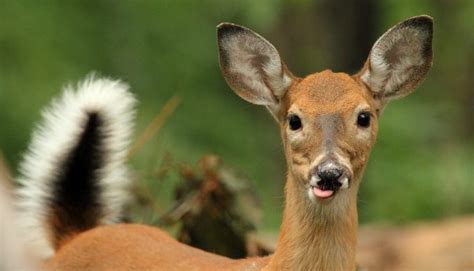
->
217;23;294;108
359;16;433;102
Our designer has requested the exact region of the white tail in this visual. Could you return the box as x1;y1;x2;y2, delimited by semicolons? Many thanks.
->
17;16;433;271
16;75;136;258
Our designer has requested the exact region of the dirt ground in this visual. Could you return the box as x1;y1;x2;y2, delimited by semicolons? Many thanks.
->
357;216;474;271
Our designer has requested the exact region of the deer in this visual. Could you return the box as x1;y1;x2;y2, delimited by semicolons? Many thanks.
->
15;16;433;271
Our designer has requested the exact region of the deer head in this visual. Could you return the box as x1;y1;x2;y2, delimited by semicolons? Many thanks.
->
217;16;433;211
217;17;432;270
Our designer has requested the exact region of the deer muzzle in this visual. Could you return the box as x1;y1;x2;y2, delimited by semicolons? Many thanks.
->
309;159;352;199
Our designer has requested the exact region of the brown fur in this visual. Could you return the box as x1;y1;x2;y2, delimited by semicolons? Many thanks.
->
45;224;270;271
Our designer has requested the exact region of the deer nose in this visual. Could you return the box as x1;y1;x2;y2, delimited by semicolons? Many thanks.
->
317;167;343;183
315;160;348;185
310;159;352;198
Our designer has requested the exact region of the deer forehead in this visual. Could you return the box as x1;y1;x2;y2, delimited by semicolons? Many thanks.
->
286;70;373;116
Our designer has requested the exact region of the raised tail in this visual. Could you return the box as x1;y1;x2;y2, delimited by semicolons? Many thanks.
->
16;75;136;258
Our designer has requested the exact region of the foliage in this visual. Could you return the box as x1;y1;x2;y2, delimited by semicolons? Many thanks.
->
0;0;472;229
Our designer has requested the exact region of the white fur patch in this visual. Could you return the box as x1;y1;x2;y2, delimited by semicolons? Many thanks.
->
286;107;307;145
1;178;37;270
15;75;136;258
354;104;372;141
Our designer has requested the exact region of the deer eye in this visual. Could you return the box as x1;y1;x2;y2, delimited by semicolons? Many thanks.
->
288;114;302;130
357;112;371;128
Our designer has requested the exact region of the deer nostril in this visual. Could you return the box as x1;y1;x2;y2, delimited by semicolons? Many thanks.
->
317;168;343;182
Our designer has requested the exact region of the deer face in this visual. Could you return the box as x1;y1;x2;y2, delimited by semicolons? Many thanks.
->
279;71;379;201
217;16;433;204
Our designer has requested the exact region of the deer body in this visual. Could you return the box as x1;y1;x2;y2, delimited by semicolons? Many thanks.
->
17;16;433;271
44;224;270;271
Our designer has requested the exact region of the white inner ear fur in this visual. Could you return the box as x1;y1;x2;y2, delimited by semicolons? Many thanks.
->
361;26;429;96
221;30;293;105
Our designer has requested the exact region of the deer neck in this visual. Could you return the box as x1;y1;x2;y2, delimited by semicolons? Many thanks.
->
266;175;358;271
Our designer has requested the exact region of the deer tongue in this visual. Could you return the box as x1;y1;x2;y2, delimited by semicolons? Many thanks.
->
313;187;334;199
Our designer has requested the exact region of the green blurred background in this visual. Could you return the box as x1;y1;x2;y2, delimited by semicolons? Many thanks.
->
1;0;472;230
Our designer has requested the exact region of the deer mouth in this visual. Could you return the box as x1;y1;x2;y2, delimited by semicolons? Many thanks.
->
310;176;349;200
312;187;337;199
